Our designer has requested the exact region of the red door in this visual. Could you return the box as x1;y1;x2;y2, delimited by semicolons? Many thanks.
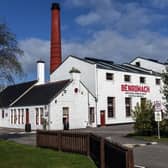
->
26;109;29;124
100;111;105;126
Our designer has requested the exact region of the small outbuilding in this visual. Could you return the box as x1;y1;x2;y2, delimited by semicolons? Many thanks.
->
0;66;96;130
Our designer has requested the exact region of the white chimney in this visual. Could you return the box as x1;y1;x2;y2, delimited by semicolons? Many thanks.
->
37;60;45;85
69;67;81;89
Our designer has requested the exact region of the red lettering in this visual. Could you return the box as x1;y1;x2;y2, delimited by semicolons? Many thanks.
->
121;84;150;93
121;84;127;91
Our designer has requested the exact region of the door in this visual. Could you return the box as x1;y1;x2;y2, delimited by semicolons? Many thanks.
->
26;109;29;124
100;110;105;126
63;107;69;130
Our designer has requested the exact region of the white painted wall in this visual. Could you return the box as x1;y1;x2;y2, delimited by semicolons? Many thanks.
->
50;56;97;96
0;79;96;130
49;80;96;130
130;58;166;73
0;105;47;130
96;68;163;125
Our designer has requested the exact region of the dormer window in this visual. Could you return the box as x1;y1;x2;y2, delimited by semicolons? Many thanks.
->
156;78;161;85
136;62;140;67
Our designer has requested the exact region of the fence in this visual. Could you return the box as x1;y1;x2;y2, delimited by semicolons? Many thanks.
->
37;130;134;168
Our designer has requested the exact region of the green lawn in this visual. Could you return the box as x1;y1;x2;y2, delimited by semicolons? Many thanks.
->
0;140;96;168
127;133;168;143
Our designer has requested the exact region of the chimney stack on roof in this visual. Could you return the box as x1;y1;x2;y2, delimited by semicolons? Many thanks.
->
37;60;45;85
50;3;62;74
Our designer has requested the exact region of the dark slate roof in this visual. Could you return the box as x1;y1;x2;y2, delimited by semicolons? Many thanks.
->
130;56;166;65
0;80;37;108
13;80;71;107
84;57;160;76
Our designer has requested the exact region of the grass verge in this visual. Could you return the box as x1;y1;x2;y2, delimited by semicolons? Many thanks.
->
0;140;96;168
127;133;168;143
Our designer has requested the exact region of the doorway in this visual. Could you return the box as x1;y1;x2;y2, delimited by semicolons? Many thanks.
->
100;110;105;126
63;107;69;130
26;108;29;124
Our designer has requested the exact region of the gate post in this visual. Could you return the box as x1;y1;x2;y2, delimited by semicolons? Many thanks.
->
100;138;105;168
58;131;62;151
87;133;90;156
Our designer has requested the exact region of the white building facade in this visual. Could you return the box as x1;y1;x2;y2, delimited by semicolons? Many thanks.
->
51;56;164;126
0;68;96;130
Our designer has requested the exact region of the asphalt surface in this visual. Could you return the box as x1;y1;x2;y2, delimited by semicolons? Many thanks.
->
0;125;167;168
0;127;36;146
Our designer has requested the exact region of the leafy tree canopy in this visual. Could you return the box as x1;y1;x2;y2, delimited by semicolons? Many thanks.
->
162;67;168;111
0;23;23;89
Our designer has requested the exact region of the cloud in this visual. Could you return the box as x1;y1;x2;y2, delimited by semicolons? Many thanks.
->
75;12;101;26
18;38;50;81
65;0;112;8
63;29;168;63
17;30;168;83
149;0;168;9
68;0;167;35
17;0;168;82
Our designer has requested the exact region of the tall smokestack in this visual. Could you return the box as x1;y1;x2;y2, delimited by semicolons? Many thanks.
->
50;3;62;74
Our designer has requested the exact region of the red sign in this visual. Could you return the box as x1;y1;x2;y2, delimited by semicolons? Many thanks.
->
121;84;150;93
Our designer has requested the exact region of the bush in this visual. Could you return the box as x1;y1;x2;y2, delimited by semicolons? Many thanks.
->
132;100;157;136
160;119;168;136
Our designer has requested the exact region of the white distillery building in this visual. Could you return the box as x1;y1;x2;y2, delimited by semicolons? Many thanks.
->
0;3;167;130
50;56;166;126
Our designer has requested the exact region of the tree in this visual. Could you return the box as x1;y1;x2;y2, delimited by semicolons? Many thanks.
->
132;100;156;136
162;67;168;113
0;23;23;89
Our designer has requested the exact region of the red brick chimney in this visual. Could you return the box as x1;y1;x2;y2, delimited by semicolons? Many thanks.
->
50;3;62;74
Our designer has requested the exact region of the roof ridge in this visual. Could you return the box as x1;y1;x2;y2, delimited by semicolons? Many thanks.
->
35;79;71;87
7;80;37;88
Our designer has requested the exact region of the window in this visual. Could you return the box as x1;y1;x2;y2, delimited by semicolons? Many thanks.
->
135;62;140;67
106;73;114;80
2;110;4;119
89;107;95;123
18;109;20;124
40;108;44;125
107;97;115;118
125;98;132;117
11;110;13;124
124;75;131;82
140;77;145;84
63;107;69;117
21;109;24;124
14;109;17;124
156;78;160;85
36;108;39;125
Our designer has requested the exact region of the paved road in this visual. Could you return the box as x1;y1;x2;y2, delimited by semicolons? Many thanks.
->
76;125;168;168
0;127;36;146
0;125;168;168
134;144;168;168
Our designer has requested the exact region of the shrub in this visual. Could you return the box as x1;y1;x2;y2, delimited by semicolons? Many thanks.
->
132;100;157;136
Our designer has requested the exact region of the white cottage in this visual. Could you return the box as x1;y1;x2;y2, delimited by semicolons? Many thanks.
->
0;63;96;130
